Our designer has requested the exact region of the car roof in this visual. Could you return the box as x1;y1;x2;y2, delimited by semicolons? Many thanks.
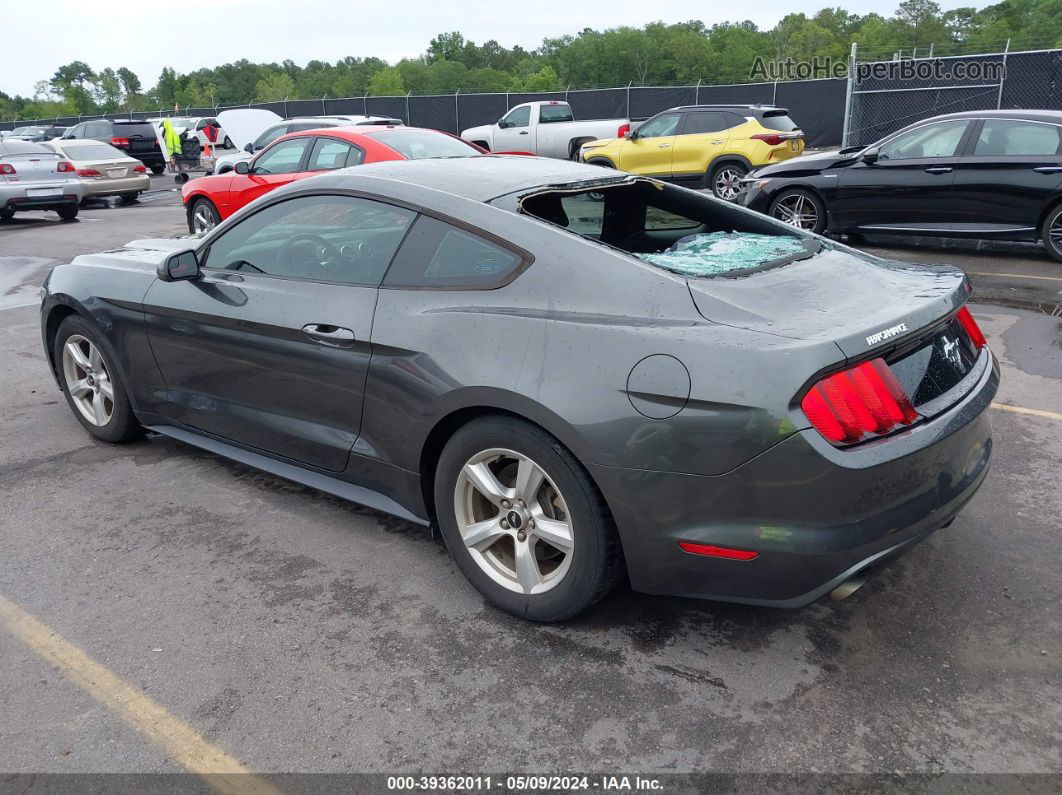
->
0;139;54;155
922;109;1062;123
667;104;788;113
288;115;400;124
282;155;626;203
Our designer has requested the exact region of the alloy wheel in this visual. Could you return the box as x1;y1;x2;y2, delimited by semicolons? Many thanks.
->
61;335;114;427
713;168;745;201
192;203;218;235
773;193;819;231
1050;212;1062;252
453;448;574;595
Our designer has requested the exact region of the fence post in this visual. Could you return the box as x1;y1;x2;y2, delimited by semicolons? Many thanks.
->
405;91;412;125
772;80;778;105
454;88;460;134
626;82;632;118
841;42;858;148
505;91;510;111
695;79;700;105
928;43;934;57
997;38;1010;109
284;96;289;118
363;92;369;116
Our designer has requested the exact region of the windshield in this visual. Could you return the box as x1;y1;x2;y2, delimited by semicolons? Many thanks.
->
521;181;821;277
369;130;480;159
11;127;45;136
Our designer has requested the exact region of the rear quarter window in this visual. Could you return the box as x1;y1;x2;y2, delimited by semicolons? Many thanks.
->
383;216;525;289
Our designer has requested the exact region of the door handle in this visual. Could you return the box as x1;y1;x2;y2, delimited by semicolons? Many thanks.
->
519;130;529;135
924;166;952;174
710;140;724;145
658;143;671;148
302;324;355;347
1033;166;1062;174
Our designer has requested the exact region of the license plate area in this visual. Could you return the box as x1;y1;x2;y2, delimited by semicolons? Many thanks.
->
888;317;979;408
27;187;62;197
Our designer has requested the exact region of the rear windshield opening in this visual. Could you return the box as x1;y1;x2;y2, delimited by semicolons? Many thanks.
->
519;180;822;277
758;111;800;132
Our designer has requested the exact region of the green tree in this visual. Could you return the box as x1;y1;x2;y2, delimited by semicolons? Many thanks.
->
368;67;405;96
255;71;295;102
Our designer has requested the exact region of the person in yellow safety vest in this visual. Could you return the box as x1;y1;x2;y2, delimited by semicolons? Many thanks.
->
160;119;182;173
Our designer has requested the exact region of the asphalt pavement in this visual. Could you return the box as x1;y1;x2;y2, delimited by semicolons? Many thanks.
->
0;185;1060;788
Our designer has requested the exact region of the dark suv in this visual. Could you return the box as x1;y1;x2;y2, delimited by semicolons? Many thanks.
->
61;119;166;174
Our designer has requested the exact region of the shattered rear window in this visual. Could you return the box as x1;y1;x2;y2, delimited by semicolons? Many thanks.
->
637;232;819;276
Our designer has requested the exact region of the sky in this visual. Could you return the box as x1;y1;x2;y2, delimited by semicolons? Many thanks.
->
2;0;968;97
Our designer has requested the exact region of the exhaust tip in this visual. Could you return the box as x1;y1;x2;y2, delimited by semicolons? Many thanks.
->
830;575;866;601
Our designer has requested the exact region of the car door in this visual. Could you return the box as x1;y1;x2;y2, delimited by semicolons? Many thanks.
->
231;136;312;210
617;112;680;178
304;136;363;174
493;106;532;153
832;119;973;231
949;118;1062;234
670;110;730;185
142;193;418;471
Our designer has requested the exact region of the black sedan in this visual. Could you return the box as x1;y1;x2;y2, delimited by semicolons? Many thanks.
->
40;156;997;621
740;109;1062;261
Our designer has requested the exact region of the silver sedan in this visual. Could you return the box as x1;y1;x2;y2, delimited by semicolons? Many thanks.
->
0;139;83;222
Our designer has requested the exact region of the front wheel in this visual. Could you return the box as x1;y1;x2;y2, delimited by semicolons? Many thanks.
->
189;197;220;235
54;316;142;443
1042;203;1062;263
56;205;78;221
769;188;826;234
709;162;748;201
434;416;623;622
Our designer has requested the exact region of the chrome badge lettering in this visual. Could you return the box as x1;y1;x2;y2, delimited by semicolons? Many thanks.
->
866;323;909;346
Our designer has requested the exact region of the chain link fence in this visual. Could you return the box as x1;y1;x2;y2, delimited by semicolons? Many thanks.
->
3;46;1060;150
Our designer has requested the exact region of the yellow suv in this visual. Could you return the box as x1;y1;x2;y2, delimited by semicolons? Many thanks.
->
579;105;804;200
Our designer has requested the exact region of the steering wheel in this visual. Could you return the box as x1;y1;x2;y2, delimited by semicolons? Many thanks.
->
278;233;346;274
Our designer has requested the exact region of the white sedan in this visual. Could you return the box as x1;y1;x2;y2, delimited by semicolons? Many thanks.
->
45;140;151;203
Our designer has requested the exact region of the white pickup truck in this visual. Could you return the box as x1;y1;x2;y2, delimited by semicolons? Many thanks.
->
460;101;628;160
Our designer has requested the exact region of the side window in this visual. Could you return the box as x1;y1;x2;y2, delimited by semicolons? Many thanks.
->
290;122;332;133
682;111;727;135
203;195;416;286
724;111;749;128
384;216;524;289
501;106;530;129
68;124;86;138
307;138;356;171
878;120;968;160
86;122;107;138
636;114;681;139
974;120;1062;156
254;124;290;150
252;138;310;174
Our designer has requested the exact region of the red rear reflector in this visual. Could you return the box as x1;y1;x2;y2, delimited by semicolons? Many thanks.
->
678;541;758;560
617;122;631;138
133;164;146;173
77;168;101;177
956;306;986;349
751;132;785;146
0;163;15;175
111;137;130;146
801;357;918;445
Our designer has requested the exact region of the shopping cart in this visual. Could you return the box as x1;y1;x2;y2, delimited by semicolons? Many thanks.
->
172;134;214;184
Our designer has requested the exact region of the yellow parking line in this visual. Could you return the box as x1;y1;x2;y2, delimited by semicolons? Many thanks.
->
0;594;282;795
991;402;1062;421
966;271;1062;283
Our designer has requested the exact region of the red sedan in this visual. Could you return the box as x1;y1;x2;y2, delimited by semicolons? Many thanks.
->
182;126;483;234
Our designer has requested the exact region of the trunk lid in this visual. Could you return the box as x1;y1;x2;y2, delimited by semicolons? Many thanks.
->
686;246;971;361
2;151;66;184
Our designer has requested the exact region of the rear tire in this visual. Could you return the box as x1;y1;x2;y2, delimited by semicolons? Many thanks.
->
709;161;748;201
189;197;220;235
54;315;142;443
57;205;78;222
1042;203;1062;263
434;415;623;622
119;192;139;204
0;207;14;222
150;164;165;175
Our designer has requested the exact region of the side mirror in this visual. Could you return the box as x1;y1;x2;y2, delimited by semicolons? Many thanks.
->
243;142;254;153
158;249;201;281
235;161;250;175
862;147;879;164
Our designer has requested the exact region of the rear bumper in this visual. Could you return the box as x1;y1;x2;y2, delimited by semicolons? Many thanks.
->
1;182;82;211
590;349;999;606
82;175;151;196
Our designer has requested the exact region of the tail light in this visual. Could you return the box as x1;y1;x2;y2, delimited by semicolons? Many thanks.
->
0;163;15;175
956;307;986;350
617;122;631;138
57;161;76;173
751;133;787;146
77;168;102;178
801;358;918;445
132;164;147;173
111;137;130;147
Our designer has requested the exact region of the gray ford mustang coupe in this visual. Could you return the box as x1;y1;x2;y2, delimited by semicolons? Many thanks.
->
40;156;997;621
